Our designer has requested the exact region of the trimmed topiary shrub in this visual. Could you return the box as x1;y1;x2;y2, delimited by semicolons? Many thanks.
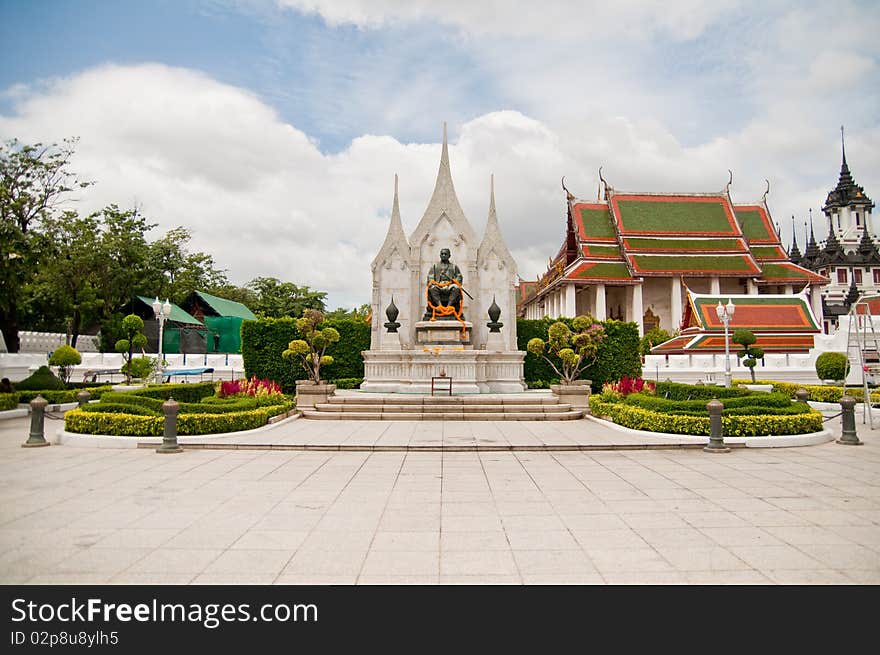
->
732;329;764;383
815;352;850;381
332;377;363;389
126;381;216;403
49;345;82;385
0;393;17;411
654;381;752;401
16;366;66;391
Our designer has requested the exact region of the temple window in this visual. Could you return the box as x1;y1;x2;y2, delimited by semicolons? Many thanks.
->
855;269;863;284
874;269;880;285
837;268;848;284
856;212;861;226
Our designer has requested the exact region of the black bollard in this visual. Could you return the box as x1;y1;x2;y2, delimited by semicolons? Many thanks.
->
156;397;183;454
704;399;730;453
23;395;50;448
837;395;863;446
76;390;91;407
795;388;810;404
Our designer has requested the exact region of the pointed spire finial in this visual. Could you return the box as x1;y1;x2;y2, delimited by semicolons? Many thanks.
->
388;173;403;236
441;121;449;166
841;125;847;165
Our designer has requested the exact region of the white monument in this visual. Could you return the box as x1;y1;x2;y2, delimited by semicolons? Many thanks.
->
361;124;526;393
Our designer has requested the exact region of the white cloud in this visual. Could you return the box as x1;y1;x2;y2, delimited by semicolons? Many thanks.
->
2;59;878;310
279;0;737;41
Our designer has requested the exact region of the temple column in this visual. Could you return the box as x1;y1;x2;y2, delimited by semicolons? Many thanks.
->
632;284;644;336
670;276;682;332
710;276;720;295
746;278;758;295
810;284;825;326
783;284;794;295
564;284;576;318
594;284;606;320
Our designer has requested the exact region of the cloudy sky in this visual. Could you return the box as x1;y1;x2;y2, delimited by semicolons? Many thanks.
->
1;0;878;309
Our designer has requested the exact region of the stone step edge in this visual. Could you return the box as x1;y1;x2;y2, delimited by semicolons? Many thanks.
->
300;410;586;421
311;404;575;412
325;397;563;405
140;443;706;452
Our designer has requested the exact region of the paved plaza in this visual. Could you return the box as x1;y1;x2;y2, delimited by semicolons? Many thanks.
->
1;413;879;584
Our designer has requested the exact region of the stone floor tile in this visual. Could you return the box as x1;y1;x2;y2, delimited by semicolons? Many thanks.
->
794;543;880;570
439;575;521;584
163;527;248;550
653;546;750;571
585;548;674;573
700;527;785;547
440;550;519;576
512;550;598;575
357;575;440;584
571;529;648;550
230;530;310;551
126;548;223;574
600;571;688;584
763;525;858;546
360;550;439;576
727;545;824;570
283;549;366;576
370;531;439;551
202;549;292;575
762;569;853;584
505;530;580;551
440;531;510;552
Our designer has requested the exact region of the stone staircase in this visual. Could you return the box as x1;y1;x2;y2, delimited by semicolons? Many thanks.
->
301;395;584;420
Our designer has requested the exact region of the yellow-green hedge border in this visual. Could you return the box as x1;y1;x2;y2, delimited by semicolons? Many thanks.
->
735;379;880;403
589;396;823;436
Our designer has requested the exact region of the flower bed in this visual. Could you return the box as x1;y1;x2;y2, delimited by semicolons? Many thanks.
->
64;380;293;436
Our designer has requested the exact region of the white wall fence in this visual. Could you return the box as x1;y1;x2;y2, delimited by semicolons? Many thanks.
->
15;332;101;354
0;352;246;385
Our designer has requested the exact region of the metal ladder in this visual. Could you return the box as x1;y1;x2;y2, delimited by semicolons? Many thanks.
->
845;296;880;427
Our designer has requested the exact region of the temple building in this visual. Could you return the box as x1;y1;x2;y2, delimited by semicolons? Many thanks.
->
796;128;877;332
517;175;828;335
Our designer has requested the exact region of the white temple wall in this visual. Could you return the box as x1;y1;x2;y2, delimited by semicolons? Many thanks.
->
477;251;517;351
375;256;411;349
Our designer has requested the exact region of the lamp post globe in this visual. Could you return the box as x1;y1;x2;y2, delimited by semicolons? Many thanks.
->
153;297;172;383
716;298;735;388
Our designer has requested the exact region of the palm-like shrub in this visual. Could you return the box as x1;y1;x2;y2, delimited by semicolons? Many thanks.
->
733;329;764;383
526;315;605;384
115;314;148;384
282;310;340;384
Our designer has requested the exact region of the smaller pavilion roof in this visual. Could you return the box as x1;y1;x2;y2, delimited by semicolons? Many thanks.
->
183;290;257;320
650;291;820;354
134;296;203;326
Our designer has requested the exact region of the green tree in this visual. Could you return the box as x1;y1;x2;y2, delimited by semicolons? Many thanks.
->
324;303;371;321
0;138;92;352
115;314;148;384
639;327;672;356
247;277;327;318
144;227;229;303
733;329;764;383
23;211;105;346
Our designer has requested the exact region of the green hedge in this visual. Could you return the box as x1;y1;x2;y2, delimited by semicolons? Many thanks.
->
735;379;880;404
93;391;293;415
15;366;66;391
655;381;752;401
241;317;371;393
0;393;17;411
332;377;363;389
79;403;161;417
589;396;823;436
516;318;641;390
64;403;292;436
16;385;114;404
624;392;794;413
124;382;216;403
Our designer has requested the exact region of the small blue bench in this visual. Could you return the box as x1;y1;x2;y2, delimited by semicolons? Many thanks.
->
162;367;215;382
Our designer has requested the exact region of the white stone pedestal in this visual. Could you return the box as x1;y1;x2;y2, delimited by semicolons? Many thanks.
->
414;320;472;346
361;348;526;394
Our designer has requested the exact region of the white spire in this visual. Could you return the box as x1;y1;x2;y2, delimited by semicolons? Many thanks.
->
477;173;516;271
409;122;474;244
371;173;410;270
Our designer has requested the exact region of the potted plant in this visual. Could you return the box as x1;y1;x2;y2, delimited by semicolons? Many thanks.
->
527;315;605;409
282;309;340;408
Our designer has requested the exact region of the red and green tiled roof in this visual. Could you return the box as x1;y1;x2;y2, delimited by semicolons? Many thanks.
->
749;245;788;261
566;261;633;282
651;333;815;354
581;244;623;258
734;205;778;243
630;254;761;276
610;194;742;236
689;293;820;333
757;262;827;284
573;204;617;241
622;237;749;253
